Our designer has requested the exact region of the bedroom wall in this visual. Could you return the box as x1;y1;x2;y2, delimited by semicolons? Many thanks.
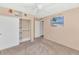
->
0;15;19;50
44;7;79;50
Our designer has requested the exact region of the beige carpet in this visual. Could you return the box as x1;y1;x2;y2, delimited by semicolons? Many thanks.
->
0;38;79;55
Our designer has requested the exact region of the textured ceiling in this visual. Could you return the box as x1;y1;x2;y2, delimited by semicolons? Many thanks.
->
0;3;79;18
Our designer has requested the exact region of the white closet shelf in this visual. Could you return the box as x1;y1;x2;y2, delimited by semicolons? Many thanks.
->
19;19;31;43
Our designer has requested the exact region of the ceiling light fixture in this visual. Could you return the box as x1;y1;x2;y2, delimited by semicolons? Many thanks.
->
37;4;43;10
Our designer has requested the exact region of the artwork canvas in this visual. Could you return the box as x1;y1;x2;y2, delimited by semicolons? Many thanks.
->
50;16;64;27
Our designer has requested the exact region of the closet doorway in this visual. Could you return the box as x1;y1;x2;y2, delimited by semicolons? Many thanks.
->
40;21;44;37
35;20;44;38
19;19;31;42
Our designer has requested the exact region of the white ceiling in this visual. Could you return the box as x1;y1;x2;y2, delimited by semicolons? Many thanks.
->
0;3;79;18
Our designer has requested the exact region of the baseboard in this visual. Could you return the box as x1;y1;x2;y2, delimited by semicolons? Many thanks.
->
0;43;19;51
35;35;44;38
44;38;79;52
20;38;30;43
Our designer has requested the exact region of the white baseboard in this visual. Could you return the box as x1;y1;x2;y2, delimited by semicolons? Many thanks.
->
20;38;30;43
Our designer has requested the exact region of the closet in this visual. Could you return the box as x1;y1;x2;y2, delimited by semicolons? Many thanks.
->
19;19;31;42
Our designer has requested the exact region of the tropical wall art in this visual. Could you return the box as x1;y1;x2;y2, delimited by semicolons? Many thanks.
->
50;16;64;27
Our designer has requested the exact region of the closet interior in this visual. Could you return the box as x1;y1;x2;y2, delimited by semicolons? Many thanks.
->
19;18;31;42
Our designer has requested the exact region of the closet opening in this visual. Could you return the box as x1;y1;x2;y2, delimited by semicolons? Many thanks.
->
40;21;44;38
19;18;31;43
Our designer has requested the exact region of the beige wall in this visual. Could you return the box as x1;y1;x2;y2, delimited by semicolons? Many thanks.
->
44;7;79;50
